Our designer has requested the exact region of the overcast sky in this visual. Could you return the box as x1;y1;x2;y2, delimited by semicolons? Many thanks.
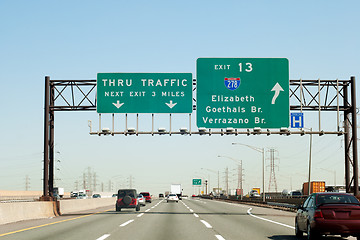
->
0;1;359;196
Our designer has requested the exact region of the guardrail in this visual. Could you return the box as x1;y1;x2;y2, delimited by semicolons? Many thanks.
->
199;195;307;212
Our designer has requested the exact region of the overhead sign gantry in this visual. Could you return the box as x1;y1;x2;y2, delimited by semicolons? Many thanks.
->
196;58;289;128
43;72;358;198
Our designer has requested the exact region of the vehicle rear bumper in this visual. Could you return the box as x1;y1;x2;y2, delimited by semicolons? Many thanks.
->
313;219;360;235
117;204;137;209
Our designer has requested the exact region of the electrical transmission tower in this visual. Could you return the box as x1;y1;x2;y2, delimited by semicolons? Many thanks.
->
25;175;30;191
267;148;279;192
128;175;134;188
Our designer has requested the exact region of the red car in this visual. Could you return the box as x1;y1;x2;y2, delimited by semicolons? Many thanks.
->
295;192;360;240
115;189;140;212
140;192;152;203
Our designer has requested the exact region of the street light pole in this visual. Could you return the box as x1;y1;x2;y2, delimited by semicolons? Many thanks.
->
308;129;313;196
232;143;266;202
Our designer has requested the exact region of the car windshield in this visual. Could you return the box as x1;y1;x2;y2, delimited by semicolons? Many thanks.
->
141;193;150;196
169;194;176;196
317;194;360;205
138;194;143;198
118;190;136;198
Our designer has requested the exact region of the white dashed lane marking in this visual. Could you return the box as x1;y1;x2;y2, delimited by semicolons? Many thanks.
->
215;235;226;240
96;234;110;240
247;208;295;229
200;220;212;228
119;219;134;227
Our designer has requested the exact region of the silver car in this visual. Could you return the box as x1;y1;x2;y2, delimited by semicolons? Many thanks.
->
137;194;146;206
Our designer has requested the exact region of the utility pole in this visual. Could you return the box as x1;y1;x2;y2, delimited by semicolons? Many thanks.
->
224;167;229;196
108;180;112;192
239;160;244;198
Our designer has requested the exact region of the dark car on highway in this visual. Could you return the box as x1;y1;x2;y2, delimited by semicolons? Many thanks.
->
115;189;140;212
295;192;360;240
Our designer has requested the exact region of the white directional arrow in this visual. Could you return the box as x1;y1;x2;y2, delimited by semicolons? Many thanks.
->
271;82;284;104
165;100;177;109
112;100;124;109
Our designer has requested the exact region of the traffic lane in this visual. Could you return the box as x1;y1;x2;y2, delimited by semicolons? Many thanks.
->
105;199;218;240
184;198;296;240
0;204;114;235
0;201;158;240
218;200;296;227
245;202;357;240
185;198;358;240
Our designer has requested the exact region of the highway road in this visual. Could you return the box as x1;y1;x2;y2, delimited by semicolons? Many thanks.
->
0;198;357;240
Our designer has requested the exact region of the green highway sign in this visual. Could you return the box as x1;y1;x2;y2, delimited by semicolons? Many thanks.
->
192;179;202;186
97;73;193;113
196;58;289;129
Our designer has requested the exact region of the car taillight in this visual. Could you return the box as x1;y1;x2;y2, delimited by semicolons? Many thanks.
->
314;209;324;219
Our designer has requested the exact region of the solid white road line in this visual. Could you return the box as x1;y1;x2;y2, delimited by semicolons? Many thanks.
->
215;235;226;240
247;208;295;229
120;219;134;227
137;213;144;217
200;220;212;228
96;234;111;240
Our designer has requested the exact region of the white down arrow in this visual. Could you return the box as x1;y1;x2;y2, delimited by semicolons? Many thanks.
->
112;100;124;109
165;100;177;109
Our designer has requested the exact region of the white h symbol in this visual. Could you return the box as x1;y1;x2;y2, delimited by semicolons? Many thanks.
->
292;115;302;128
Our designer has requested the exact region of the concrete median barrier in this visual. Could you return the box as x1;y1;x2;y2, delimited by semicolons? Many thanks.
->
0;201;55;225
0;198;116;225
59;197;116;215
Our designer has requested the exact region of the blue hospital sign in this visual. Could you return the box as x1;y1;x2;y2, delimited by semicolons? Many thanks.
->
291;113;304;128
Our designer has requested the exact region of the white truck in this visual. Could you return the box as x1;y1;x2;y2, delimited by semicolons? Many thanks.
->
53;187;64;199
170;184;182;200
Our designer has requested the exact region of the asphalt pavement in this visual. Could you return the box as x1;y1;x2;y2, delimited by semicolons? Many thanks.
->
0;198;357;240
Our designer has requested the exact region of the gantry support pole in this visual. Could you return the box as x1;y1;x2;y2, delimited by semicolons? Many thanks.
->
43;76;50;197
49;81;55;197
344;84;351;193
351;76;359;196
